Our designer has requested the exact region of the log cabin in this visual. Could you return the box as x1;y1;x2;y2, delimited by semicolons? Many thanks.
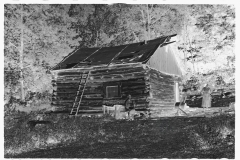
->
51;34;182;115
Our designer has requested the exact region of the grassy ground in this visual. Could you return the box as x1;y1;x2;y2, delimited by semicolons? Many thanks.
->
4;112;235;158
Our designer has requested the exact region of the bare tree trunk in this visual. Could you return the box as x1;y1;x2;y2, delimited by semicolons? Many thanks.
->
146;4;150;40
20;4;25;102
184;19;187;66
132;31;139;42
185;18;195;74
141;9;148;42
64;10;67;48
95;31;98;47
191;52;195;74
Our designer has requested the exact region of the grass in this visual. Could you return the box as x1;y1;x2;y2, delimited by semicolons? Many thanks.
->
4;111;235;158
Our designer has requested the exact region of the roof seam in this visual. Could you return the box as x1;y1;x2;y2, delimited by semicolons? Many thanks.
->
107;44;130;66
72;47;103;68
160;35;170;47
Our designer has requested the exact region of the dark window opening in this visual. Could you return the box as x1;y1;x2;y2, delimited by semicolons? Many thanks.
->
106;86;119;98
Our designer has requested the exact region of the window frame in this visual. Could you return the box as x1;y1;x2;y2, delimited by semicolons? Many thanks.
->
104;82;121;98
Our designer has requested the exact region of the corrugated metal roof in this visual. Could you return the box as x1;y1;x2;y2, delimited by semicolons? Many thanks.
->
52;34;177;70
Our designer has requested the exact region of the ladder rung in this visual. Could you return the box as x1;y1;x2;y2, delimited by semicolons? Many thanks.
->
79;85;85;88
82;75;88;78
77;89;82;92
73;101;81;105
76;93;83;97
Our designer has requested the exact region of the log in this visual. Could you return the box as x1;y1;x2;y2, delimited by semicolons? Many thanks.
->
90;68;145;76
53;105;103;110
77;110;103;113
149;105;175;110
56;63;143;76
89;74;147;82
56;74;129;81
51;99;103;103
52;91;103;95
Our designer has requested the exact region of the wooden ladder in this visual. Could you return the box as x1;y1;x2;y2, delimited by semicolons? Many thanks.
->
69;71;90;116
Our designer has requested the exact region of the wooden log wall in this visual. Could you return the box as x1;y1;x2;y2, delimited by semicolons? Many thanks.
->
51;63;150;113
147;68;177;110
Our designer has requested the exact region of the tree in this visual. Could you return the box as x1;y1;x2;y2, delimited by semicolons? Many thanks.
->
4;4;80;103
177;4;235;75
105;4;184;46
68;4;124;47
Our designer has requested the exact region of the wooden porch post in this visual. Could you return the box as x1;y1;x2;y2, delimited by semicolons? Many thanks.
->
174;82;180;102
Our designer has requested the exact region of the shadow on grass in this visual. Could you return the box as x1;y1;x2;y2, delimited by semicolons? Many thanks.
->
5;113;235;159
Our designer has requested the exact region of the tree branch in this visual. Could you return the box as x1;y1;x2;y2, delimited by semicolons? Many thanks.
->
147;4;150;40
6;42;20;51
151;16;164;25
150;4;153;14
132;31;139;42
141;10;145;23
151;7;171;25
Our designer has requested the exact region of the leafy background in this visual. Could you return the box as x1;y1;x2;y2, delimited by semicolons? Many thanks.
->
4;4;235;110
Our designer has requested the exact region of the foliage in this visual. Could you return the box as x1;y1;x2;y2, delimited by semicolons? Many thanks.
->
111;4;184;43
177;4;235;75
183;75;200;91
4;4;79;105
